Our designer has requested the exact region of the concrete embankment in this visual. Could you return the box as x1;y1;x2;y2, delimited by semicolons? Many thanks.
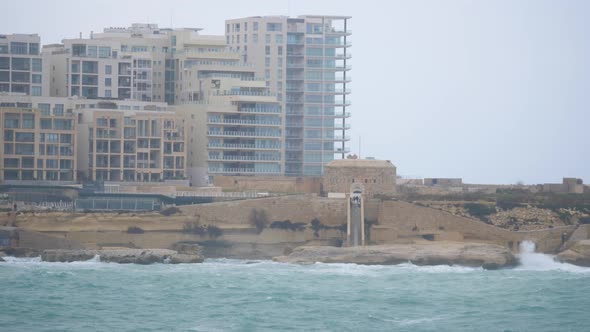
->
274;241;517;269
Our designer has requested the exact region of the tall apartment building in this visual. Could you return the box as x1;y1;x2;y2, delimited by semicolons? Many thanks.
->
0;95;76;183
173;36;283;186
225;16;351;176
0;34;49;96
77;101;186;182
0;94;185;184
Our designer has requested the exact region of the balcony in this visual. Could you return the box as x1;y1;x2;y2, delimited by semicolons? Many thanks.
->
208;167;282;174
207;131;281;138
207;155;281;162
208;118;281;126
325;29;352;36
239;106;281;114
207;143;281;150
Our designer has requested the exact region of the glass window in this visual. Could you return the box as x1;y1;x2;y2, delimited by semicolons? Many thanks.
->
38;103;50;116
105;77;111;86
72;44;86;56
22;114;35;129
276;34;283;43
10;42;28;54
41;119;52;129
253;34;258;44
28;43;39;55
11;57;30;71
71;62;80;73
54;104;64;116
265;34;271;44
32;74;42;84
253;22;258;31
266;23;282;32
32;58;42;72
99;46;111;58
105;65;112;75
0;71;9;82
0;44;8;54
265;57;270;67
82;61;98;73
0;57;8;69
105;89;112;97
31;86;42;96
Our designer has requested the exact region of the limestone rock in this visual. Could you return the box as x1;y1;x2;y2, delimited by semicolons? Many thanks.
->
169;253;204;264
273;242;516;269
555;240;590;267
41;248;204;264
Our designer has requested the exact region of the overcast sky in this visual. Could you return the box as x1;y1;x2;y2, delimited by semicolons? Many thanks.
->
2;0;589;184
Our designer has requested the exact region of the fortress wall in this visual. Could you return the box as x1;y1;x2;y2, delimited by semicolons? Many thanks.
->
213;176;322;194
180;195;348;226
376;200;579;252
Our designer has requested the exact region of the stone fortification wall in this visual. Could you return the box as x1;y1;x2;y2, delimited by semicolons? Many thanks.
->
213;176;322;194
376;200;578;253
180;194;347;226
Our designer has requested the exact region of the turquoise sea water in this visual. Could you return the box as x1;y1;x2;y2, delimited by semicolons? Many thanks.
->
1;244;590;332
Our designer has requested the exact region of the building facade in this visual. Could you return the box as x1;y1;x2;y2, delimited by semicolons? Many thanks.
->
225;15;351;176
0;95;76;183
0;34;48;96
77;100;186;182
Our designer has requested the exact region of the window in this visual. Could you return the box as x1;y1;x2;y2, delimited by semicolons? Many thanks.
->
265;46;270;55
87;46;97;57
105;89;112;97
11;58;30;71
38;103;50;116
265;57;271;67
276;34;283;43
244;22;248;31
32;59;42;72
278;57;283;67
105;77;112;86
265;69;270;79
10;42;28;54
0;44;8;54
41;119;52;129
278;46;283;55
31;86;42;96
244;34;248;43
99;46;111;58
71;62;80;73
0;57;8;69
32;74;42;84
253;34;258;44
265;34;271;44
105;65;112;75
0;72;8;82
29;43;39;55
54;104;64;116
266;23;282;32
253;22;258;31
72;44;86;56
82;61;98;73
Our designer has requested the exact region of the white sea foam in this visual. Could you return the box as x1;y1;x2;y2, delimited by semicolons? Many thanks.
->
516;241;590;273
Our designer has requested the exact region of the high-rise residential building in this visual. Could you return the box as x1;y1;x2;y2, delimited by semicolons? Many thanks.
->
225;15;351;176
0;95;76;183
0;34;48;96
0;94;185;184
173;35;283;186
77;101;186;182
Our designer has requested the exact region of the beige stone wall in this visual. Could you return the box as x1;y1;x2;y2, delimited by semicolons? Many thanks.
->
213;175;322;194
375;200;579;253
324;162;396;197
180;194;348;226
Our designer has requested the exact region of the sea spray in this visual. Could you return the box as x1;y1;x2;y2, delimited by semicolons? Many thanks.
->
517;240;589;272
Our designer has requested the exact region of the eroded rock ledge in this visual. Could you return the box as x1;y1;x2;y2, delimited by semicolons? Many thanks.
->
273;241;517;269
41;248;204;264
555;240;590;267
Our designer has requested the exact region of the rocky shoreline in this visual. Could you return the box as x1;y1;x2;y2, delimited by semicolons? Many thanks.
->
41;248;204;264
273;241;517;269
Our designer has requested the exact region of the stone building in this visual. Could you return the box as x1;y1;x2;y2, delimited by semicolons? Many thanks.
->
323;159;396;197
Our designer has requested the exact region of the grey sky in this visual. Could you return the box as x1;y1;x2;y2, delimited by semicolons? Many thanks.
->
2;0;589;184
